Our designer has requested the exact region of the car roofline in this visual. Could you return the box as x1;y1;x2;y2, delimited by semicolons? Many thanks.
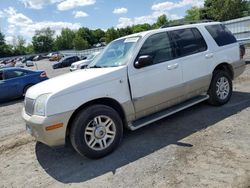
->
115;21;221;41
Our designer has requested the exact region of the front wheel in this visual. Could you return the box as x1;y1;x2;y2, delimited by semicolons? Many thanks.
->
70;105;123;159
208;71;232;106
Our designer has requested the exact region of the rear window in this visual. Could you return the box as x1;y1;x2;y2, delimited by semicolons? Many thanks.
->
169;28;207;58
205;24;237;46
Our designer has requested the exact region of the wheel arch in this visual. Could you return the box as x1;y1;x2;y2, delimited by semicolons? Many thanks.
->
66;97;127;138
23;83;34;94
213;63;234;80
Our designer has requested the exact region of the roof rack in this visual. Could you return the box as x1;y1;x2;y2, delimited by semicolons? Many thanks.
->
161;19;215;28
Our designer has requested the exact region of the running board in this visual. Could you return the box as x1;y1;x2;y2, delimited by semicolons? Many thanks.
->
129;95;209;131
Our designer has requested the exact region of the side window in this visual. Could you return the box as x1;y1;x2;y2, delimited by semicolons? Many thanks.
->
169;28;207;58
5;70;25;80
138;32;173;65
205;24;237;46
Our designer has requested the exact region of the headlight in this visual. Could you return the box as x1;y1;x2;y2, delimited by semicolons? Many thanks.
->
77;64;81;69
33;94;50;116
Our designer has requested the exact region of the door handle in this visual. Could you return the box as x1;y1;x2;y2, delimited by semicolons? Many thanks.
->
167;63;179;70
205;53;214;59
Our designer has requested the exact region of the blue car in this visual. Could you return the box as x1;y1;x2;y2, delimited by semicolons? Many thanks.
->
0;68;48;102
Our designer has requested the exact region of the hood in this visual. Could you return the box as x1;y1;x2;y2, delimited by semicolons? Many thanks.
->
26;66;127;99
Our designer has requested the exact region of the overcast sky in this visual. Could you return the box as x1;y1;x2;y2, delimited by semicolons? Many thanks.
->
0;0;204;44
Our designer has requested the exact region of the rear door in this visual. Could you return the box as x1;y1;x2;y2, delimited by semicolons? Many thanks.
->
128;32;184;119
205;24;239;64
3;70;27;98
169;28;211;97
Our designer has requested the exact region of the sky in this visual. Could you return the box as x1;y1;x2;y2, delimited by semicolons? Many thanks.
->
0;0;204;44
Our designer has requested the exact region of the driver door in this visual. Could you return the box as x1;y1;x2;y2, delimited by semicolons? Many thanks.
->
128;32;184;119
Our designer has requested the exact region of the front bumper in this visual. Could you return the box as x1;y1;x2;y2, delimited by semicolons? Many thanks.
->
70;66;77;71
22;109;73;147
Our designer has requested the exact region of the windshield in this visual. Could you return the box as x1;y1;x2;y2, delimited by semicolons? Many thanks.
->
88;37;140;68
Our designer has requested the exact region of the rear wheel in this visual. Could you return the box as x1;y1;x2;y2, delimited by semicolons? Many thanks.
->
208;71;232;106
70;105;123;159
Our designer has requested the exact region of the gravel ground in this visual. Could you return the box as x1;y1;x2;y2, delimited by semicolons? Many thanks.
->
0;59;250;187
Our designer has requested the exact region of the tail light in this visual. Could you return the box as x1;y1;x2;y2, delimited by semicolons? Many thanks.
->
240;45;245;60
40;71;47;78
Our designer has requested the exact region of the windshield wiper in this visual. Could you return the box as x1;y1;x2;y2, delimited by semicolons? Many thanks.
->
89;65;103;68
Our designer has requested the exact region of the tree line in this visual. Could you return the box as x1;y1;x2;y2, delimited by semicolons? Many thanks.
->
0;0;249;58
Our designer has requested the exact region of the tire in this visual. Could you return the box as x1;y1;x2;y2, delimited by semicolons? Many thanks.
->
208;70;232;106
70;104;123;159
23;85;33;96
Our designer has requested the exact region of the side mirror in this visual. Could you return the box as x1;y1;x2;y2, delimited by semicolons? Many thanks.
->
135;55;153;69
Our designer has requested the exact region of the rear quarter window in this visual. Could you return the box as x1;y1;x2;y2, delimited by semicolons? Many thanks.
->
205;24;237;46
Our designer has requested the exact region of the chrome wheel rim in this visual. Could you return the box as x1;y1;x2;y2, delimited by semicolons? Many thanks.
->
84;115;116;151
216;76;230;100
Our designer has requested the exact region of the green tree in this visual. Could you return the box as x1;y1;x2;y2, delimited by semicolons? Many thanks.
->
185;7;201;21
0;31;13;57
77;27;95;46
105;28;119;43
25;44;34;54
0;31;5;46
92;29;105;44
132;23;152;33
14;36;26;55
117;26;133;37
153;14;169;28
201;0;249;21
55;28;75;50
73;34;89;50
32;27;55;53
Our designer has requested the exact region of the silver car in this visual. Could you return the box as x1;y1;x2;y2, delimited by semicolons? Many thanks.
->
70;52;100;71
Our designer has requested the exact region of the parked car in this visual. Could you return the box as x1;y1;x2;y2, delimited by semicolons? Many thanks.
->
70;52;100;71
33;55;44;61
15;61;25;68
23;22;245;159
49;54;64;61
53;56;80;69
26;60;34;67
46;52;58;58
0;68;48;102
22;56;35;64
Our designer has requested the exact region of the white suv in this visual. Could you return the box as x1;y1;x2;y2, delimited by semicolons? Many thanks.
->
22;22;246;158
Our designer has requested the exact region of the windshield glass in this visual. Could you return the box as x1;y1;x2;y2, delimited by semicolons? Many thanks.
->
88;37;140;68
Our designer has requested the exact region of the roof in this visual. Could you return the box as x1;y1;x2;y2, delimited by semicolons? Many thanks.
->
117;22;221;40
0;67;35;72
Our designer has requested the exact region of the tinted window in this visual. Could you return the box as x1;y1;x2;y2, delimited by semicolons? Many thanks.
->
138;32;173;65
169;28;207;57
206;24;237;46
5;70;25;79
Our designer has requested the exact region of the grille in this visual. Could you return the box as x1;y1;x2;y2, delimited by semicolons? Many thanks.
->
25;98;35;116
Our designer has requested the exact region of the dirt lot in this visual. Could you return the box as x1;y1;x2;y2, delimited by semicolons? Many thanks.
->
0;59;250;187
